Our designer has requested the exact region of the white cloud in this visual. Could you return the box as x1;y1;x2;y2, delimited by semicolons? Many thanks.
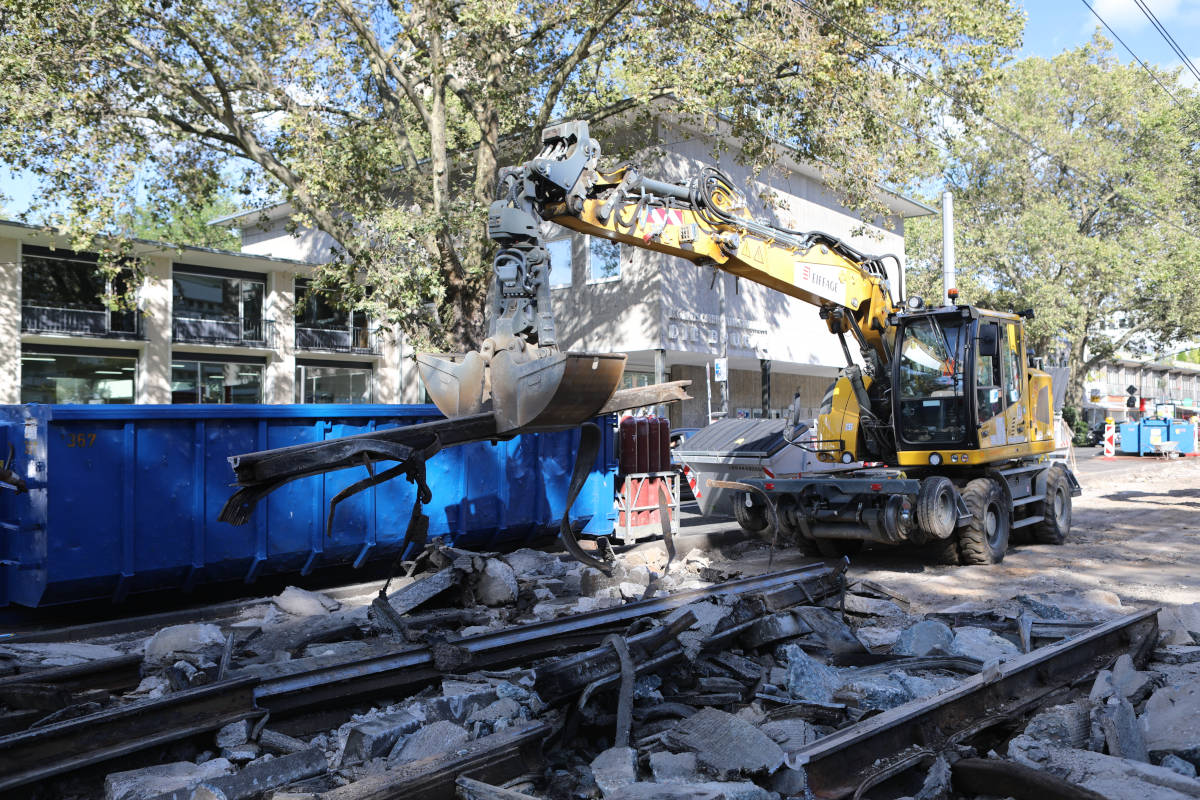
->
1089;0;1183;31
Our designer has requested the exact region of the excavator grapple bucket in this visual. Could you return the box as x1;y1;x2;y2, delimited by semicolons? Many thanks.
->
491;351;626;432
415;351;488;417
416;350;626;433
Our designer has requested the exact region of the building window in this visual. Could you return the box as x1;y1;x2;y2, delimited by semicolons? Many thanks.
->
587;237;621;283
546;239;573;288
21;348;137;404
173;267;267;345
20;246;139;337
620;370;654;390
294;280;375;353
171;359;264;404
294;363;372;404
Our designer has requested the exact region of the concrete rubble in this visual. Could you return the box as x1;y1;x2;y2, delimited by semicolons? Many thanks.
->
6;538;1196;800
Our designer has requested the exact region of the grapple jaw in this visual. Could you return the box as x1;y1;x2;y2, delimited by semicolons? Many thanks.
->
416;348;626;433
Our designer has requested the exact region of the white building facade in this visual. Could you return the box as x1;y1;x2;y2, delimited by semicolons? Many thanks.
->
226;117;934;426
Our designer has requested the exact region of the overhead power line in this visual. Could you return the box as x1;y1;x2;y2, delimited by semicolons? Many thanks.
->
784;0;1200;242
1132;0;1200;85
1080;0;1185;109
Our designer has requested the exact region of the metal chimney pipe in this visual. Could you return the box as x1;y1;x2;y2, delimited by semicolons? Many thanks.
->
942;191;955;305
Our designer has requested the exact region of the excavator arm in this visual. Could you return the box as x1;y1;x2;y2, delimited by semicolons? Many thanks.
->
417;120;902;434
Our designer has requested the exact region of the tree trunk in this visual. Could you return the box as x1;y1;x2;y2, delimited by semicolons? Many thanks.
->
1066;333;1089;409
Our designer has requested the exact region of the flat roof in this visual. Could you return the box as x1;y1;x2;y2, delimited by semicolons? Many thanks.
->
0;218;319;271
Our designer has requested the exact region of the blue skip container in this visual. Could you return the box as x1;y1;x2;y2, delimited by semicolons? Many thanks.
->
0;404;616;608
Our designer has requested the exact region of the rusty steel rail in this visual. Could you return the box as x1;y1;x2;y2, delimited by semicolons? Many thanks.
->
0;676;260;793
0;564;841;791
792;607;1160;799
253;562;843;713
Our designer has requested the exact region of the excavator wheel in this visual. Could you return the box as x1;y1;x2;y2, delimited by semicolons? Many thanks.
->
916;475;958;540
733;492;769;535
957;477;1011;565
1032;465;1072;545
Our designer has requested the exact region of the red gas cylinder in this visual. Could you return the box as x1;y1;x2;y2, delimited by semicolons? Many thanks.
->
655;417;671;473
644;415;660;472
618;416;638;476
634;417;650;473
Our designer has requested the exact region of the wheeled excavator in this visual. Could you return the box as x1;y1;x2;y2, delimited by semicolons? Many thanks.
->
416;120;1080;565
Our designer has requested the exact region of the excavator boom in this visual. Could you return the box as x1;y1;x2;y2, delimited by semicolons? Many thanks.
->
418;120;900;432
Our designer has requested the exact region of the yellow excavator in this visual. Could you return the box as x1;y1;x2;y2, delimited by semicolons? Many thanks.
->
417;121;1080;565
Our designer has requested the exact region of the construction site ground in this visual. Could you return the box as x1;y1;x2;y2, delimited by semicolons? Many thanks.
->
666;448;1200;614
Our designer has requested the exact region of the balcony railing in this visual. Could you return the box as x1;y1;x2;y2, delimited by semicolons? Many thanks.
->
173;316;277;349
21;304;143;339
295;326;380;355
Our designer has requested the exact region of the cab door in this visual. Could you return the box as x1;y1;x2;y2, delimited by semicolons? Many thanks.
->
1001;321;1028;445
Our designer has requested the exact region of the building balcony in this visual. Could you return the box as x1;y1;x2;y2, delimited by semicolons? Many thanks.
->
295;326;380;355
173;316;277;349
21;304;143;339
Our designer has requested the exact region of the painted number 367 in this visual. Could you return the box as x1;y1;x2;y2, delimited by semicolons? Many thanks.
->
65;432;96;448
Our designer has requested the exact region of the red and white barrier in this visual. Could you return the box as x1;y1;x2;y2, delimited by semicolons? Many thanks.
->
1102;422;1116;459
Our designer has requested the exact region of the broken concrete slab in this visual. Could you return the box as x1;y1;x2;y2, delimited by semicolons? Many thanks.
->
0;641;126;668
144;624;226;664
103;758;233;800
1039;746;1200;799
913;755;952;800
190;748;327;800
1159;604;1200;646
665;707;784;778
475;559;519;607
648;751;701;784
1111;653;1159;704
502;548;568;578
1097;696;1149;762
275;586;339;617
604;781;774;800
1155;646;1200;665
388;720;469;764
467;698;521;724
341;710;423;764
854;625;903;650
1163;755;1199;778
1022;701;1091;750
590;746;637;797
948;626;1019;662
791;606;867;655
782;644;841;704
383;567;463;617
1142;683;1200;766
741;611;810;650
759;718;816;751
842;593;906;618
892;620;954;657
215;719;253;749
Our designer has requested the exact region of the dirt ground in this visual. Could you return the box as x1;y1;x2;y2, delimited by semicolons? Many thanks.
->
672;451;1200;617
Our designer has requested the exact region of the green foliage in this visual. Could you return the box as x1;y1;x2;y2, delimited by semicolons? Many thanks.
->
120;192;241;250
1061;404;1090;446
0;0;1024;348
905;36;1200;404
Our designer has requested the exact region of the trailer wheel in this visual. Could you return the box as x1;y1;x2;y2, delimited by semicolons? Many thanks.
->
917;476;957;540
733;493;769;534
815;538;863;558
1033;466;1071;545
957;477;1011;565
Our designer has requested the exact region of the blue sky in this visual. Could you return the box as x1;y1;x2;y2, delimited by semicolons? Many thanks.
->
3;1;1198;218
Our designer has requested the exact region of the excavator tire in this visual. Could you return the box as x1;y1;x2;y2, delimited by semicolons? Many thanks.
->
916;476;958;540
1033;465;1072;545
957;477;1011;565
733;493;769;534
